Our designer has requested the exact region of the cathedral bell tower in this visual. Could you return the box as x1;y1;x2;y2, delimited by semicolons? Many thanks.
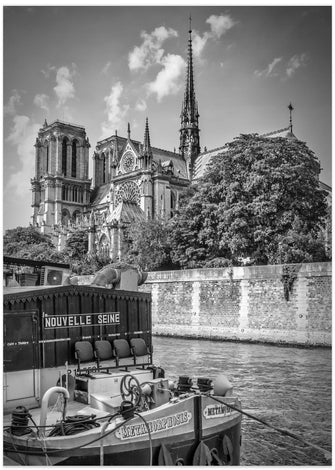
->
179;16;200;181
31;119;91;234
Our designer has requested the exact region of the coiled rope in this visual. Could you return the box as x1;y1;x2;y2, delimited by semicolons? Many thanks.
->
5;406;153;466
48;414;100;437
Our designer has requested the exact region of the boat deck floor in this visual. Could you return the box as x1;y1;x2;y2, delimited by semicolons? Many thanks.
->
3;400;111;428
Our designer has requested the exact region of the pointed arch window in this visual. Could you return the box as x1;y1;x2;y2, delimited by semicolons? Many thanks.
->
102;153;106;183
62;137;68;175
46;143;49;173
170;190;176;218
99;235;110;260
72;140;77;177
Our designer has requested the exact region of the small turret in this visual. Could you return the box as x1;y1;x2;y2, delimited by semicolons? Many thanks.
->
142;117;153;170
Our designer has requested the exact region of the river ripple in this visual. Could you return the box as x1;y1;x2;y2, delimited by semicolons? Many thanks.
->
152;336;331;466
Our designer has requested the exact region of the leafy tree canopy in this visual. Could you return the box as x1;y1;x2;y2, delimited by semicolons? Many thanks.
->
124;218;172;271
169;134;329;267
63;228;89;260
4;226;53;254
61;228;112;274
3;226;62;262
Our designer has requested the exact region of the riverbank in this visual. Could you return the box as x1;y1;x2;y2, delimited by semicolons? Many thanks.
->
140;262;331;347
152;333;331;349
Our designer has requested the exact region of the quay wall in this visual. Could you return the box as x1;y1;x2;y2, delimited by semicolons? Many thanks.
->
139;262;331;347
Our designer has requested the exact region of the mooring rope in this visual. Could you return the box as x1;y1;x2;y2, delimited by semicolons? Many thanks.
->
207;395;331;461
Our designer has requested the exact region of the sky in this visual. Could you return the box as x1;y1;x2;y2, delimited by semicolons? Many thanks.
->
3;4;332;230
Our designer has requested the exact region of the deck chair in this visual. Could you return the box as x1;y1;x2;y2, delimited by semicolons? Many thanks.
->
74;341;96;372
94;340;116;372
130;338;152;367
113;339;134;369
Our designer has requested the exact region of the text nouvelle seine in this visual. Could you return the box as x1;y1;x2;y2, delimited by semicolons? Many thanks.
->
44;313;120;329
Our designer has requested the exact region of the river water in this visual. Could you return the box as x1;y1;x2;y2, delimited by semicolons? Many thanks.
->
152;336;332;466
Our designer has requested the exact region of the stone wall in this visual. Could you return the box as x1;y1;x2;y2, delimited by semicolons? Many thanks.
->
139;262;331;347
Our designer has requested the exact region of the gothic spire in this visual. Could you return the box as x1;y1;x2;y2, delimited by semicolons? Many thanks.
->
127;122;131;140
143;117;152;154
184;14;196;120
179;15;200;180
142;117;152;170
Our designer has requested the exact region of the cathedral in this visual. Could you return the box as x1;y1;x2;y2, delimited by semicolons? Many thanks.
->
31;23;331;260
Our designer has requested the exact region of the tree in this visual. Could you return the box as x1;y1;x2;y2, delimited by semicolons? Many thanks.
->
3;226;63;262
60;228;110;274
169;134;329;267
3;226;111;274
124;218;172;271
4;226;52;252
63;228;89;260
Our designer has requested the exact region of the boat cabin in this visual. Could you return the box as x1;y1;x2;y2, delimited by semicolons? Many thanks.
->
3;284;153;412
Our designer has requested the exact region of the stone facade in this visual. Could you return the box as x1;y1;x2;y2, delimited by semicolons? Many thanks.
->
31;120;91;235
88;121;190;259
139;262;331;346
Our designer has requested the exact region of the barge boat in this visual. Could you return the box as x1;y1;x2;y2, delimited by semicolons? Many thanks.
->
3;270;242;466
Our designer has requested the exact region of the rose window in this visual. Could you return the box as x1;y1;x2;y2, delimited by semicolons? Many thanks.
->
115;181;140;205
121;151;135;173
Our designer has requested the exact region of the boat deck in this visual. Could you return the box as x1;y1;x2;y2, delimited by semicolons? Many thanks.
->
3;400;111;428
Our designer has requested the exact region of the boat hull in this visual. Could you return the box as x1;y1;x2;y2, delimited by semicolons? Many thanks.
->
60;420;241;466
4;395;242;466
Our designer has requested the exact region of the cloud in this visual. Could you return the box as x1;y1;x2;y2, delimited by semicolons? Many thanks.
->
254;53;308;79
54;65;76;107
34;93;50;113
192;14;237;59
286;53;308;78
101;81;129;137
254;57;282;78
192;31;211;58
135;99;147;112
5;115;40;197
206;13;237;39
128;26;178;71
4;90;22;115
41;64;56;79
101;61;111;75
147;54;186;102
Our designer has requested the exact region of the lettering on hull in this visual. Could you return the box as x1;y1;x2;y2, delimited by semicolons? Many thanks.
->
203;404;232;419
115;411;192;440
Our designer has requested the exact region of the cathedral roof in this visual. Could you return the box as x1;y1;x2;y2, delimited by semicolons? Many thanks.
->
106;201;145;224
193;145;227;180
90;183;110;206
97;133;189;180
152;148;188;179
